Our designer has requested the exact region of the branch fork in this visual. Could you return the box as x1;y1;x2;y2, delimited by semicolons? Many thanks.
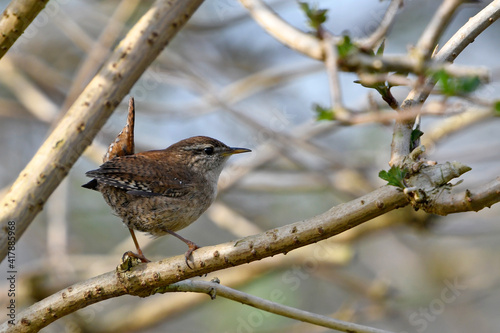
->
403;154;472;212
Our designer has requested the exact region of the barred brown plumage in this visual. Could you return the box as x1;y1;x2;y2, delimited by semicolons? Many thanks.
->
83;136;251;267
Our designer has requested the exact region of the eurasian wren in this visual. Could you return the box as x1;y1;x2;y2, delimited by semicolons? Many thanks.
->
83;136;251;267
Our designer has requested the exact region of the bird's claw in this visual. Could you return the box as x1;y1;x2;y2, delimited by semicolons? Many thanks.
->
122;250;151;263
184;242;200;269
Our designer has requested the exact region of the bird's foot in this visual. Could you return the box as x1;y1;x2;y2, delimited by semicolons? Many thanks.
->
163;229;200;269
184;241;200;269
118;251;148;271
123;250;151;263
118;250;151;271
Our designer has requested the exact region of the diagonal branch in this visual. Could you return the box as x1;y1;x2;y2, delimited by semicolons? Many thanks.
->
0;0;49;60
2;185;408;332
0;0;205;262
3;175;499;331
435;0;500;63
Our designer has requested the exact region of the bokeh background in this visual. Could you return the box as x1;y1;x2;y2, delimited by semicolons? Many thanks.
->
0;0;499;332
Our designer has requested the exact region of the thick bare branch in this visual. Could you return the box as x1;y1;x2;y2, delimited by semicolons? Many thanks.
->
0;0;205;262
0;0;49;60
98;239;352;332
422;177;500;215
9;171;498;331
1;186;408;332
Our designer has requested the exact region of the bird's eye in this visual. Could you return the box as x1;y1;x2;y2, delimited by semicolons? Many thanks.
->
204;147;214;155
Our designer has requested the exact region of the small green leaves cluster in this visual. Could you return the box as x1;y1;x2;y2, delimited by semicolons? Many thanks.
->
379;165;408;188
337;35;357;58
494;101;500;115
314;104;335;121
298;2;328;32
433;69;481;96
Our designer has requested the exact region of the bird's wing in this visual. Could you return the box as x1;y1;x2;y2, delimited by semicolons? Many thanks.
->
84;155;193;197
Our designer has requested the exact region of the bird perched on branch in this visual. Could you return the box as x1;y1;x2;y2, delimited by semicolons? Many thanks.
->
83;99;251;267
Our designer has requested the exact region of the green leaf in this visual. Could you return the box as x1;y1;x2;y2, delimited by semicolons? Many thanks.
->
433;69;452;95
379;166;408;188
411;128;424;143
494;101;500;115
376;39;385;56
314;104;335;121
410;126;424;151
298;2;328;31
457;76;481;94
433;69;481;96
337;35;356;58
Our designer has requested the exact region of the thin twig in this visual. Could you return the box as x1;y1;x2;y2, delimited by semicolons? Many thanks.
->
0;57;58;122
356;73;413;88
346;105;491;126
422;107;492;148
359;0;403;50
161;60;323;116
239;0;324;60
163;280;396;333
322;32;349;120
46;179;71;272
339;53;489;79
97;239;352;332
175;65;342;167
415;0;464;61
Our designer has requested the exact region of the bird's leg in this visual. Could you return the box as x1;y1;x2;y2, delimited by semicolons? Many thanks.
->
164;229;199;269
123;228;151;263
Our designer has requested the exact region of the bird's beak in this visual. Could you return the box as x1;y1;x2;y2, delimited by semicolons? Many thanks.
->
223;147;252;156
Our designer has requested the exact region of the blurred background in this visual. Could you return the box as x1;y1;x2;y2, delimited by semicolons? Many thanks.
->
0;0;499;332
